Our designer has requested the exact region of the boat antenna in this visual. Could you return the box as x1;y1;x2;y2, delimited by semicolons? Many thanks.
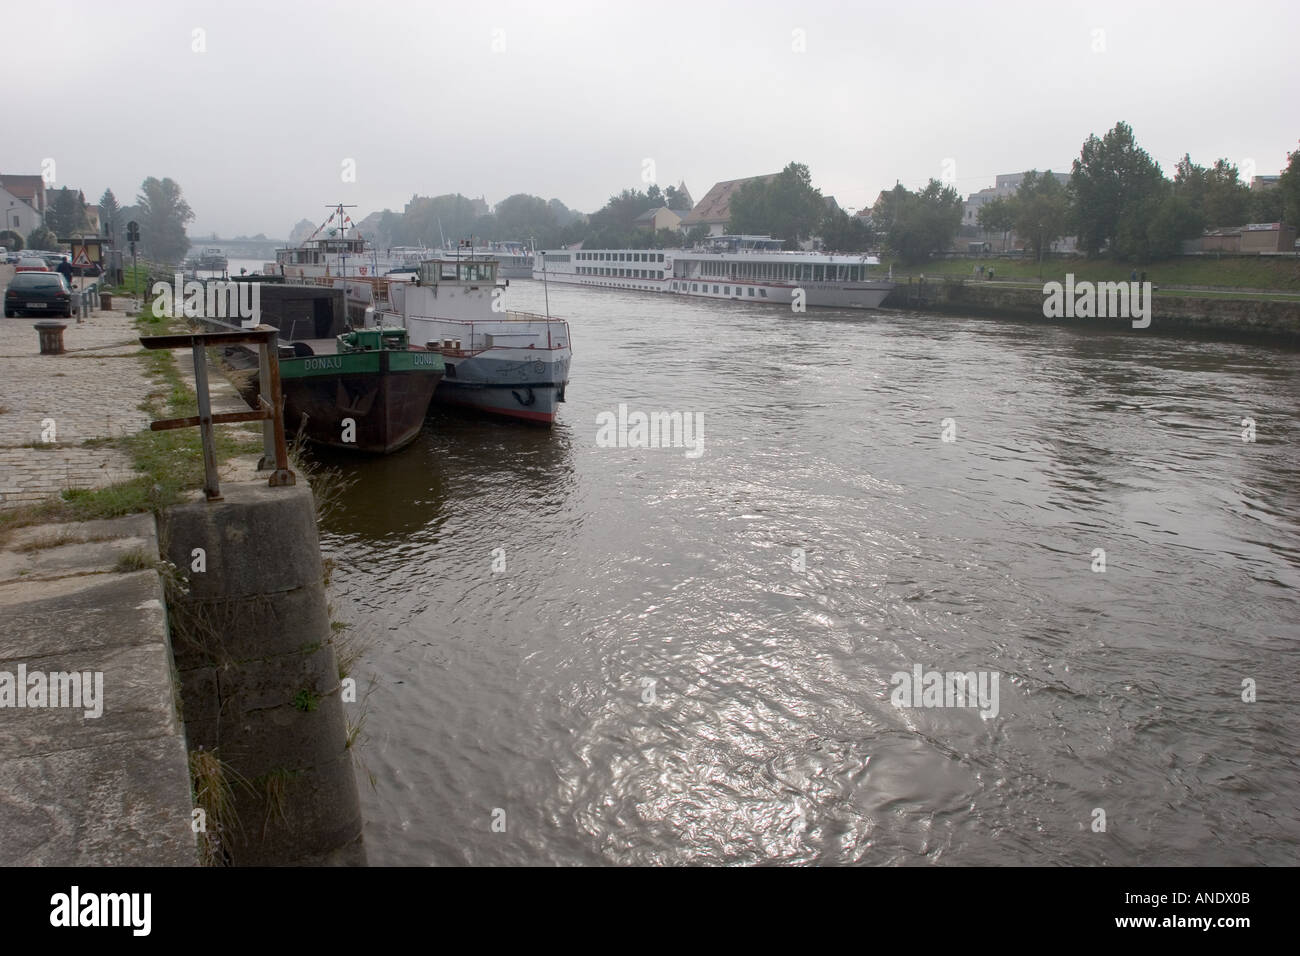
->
437;216;446;251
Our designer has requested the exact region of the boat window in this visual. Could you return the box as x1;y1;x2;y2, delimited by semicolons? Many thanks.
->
748;287;754;296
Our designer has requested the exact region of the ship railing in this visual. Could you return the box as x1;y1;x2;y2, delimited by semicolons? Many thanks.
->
677;276;888;286
409;314;571;353
137;326;295;501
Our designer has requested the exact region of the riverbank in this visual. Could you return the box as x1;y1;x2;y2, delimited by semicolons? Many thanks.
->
0;291;363;865
880;253;1300;293
881;276;1300;343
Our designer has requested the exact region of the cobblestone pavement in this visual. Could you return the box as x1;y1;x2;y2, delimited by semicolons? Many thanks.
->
0;286;151;508
1;276;259;509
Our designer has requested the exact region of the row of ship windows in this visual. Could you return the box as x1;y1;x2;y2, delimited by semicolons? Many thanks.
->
577;252;665;262
577;268;661;277
574;274;773;298
675;282;768;297
575;271;772;296
697;261;868;281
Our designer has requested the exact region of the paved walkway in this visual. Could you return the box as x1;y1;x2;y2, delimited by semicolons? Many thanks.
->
0;267;266;864
1;268;258;509
0;278;151;508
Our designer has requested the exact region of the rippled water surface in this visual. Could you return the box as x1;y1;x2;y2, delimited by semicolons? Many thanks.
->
317;281;1300;865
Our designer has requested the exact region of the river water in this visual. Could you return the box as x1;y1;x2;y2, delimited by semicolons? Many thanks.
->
316;280;1300;866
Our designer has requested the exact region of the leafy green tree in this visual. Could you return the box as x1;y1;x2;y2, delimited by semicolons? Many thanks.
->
1174;155;1250;227
1069;121;1167;256
547;198;580;227
976;196;1015;250
1250;186;1284;223
819;208;873;252
1012;171;1071;271
392;193;485;247
579;187;662;247
876;179;963;264
44;187;90;237
136;177;194;263
664;184;693;211
684;224;710;246
1278;144;1300;227
1145;194;1204;258
728;162;825;246
98;188;121;240
0;229;22;252
869;184;908;239
493;193;560;245
26;225;59;250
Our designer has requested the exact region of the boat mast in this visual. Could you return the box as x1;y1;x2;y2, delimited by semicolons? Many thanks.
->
541;251;550;319
329;202;357;275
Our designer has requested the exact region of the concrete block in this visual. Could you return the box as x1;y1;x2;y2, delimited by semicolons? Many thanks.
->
160;483;324;599
167;583;329;669
215;691;350;780
0;571;166;662
0;643;183;759
212;644;339;714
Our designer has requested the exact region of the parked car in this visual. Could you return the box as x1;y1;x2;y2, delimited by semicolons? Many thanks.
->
15;256;51;272
5;271;74;317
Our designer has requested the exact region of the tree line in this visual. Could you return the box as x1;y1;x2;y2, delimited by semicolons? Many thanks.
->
973;122;1300;267
0;178;195;263
358;181;696;252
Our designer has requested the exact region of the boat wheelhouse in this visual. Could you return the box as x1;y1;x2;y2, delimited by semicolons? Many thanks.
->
273;233;373;278
534;234;894;309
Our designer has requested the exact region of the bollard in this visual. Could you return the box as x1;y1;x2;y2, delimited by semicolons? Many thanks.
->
34;321;67;355
100;292;113;310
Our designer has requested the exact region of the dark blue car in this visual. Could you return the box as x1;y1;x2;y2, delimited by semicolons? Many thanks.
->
4;271;74;318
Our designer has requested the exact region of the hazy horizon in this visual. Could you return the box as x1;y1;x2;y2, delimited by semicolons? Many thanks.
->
5;0;1296;237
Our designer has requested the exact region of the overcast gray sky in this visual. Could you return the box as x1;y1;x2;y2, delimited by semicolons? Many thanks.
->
6;0;1296;237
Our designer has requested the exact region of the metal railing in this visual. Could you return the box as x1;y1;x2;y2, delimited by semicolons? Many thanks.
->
138;326;295;502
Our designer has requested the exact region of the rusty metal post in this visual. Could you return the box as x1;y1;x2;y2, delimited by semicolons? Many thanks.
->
139;328;294;498
191;343;222;501
260;326;295;487
257;337;276;470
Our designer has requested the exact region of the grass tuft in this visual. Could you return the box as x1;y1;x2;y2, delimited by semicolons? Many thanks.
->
189;747;251;867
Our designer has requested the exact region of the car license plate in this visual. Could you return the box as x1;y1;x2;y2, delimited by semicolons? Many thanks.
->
27;302;47;308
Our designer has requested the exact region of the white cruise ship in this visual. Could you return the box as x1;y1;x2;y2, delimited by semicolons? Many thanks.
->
533;235;894;309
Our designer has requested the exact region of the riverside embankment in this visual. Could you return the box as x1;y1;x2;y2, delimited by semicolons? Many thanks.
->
0;282;364;865
883;276;1300;343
